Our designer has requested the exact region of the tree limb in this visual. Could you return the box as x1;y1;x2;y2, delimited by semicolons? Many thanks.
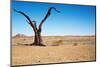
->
32;21;37;31
39;7;60;31
14;9;37;32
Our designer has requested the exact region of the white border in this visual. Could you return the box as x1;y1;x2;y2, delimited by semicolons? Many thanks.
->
0;0;10;67
21;0;96;5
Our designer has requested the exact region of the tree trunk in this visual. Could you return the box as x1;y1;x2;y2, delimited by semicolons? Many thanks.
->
31;30;45;46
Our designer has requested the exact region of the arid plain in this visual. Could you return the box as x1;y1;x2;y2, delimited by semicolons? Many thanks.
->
12;35;96;66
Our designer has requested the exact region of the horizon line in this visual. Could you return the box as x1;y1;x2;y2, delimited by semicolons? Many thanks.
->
12;33;96;37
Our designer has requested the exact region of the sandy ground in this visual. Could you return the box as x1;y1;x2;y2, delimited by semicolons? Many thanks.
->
12;36;96;66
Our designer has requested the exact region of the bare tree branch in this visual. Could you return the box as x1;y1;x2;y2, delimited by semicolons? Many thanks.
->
14;9;37;32
14;9;32;22
32;21;37;31
39;7;60;31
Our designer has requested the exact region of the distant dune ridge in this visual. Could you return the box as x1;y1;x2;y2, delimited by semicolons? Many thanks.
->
12;34;96;66
13;34;26;38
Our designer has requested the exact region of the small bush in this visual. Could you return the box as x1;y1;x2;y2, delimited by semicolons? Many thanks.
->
52;40;63;46
17;43;21;45
73;43;78;46
23;39;26;41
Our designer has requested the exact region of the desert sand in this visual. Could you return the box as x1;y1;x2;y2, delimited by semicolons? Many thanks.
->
12;35;96;66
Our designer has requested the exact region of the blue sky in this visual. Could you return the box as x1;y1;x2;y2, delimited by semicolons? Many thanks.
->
12;1;96;36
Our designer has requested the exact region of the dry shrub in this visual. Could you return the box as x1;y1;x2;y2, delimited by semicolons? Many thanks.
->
17;43;21;45
23;39;26;41
73;43;78;46
52;40;63;46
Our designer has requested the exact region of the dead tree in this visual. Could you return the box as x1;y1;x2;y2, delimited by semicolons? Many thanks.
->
14;7;60;46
